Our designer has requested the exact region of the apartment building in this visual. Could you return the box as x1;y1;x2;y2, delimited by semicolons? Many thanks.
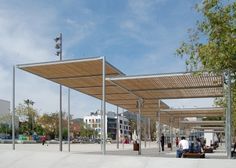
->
83;110;130;140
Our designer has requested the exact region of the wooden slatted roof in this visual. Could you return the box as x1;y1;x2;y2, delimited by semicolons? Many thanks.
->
17;57;225;125
107;72;224;99
193;127;224;130
17;57;169;117
160;107;224;118
180;120;225;125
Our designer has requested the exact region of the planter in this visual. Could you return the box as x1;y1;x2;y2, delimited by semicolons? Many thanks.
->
133;143;139;151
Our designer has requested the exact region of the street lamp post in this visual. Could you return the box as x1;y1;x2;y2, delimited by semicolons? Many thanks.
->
55;33;63;151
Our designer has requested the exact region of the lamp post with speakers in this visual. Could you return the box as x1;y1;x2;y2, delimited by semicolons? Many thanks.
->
54;33;63;151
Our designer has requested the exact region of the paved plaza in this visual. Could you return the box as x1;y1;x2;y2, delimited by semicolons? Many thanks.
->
0;142;235;168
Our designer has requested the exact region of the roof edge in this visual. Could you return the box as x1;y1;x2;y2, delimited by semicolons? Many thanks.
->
16;56;103;69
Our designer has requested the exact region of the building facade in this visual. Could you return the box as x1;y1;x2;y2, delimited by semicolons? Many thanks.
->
0;99;11;125
83;111;130;140
0;99;19;134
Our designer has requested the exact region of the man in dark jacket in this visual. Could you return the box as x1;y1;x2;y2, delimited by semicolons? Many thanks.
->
160;133;165;151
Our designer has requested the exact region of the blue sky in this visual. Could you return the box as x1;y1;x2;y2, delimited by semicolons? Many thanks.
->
0;0;215;118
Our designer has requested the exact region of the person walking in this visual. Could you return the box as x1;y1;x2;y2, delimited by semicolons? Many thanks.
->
160;133;165;151
175;136;179;147
41;135;46;145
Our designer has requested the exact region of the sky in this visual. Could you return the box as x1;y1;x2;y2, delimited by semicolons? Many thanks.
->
0;0;216;118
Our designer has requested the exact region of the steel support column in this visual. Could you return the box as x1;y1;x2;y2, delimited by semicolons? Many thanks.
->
144;117;147;148
137;98;142;155
12;66;15;150
102;57;106;155
226;70;232;159
68;88;70;152
116;106;119;149
148;118;151;147
59;33;63;152
170;117;173;151
158;99;161;153
122;109;124;150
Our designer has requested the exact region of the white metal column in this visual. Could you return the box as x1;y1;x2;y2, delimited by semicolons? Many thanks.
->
102;57;106;155
122;109;124;149
58;33;63;152
148;118;151;147
12;66;16;150
226;70;232;159
137;98;142;155
144;117;147;148
170;117;173;151
67;88;70;152
116;106;119;149
158;99;161;153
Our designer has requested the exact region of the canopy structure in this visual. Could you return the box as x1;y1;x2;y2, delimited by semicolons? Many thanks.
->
193;127;224;130
192;127;225;133
180;120;225;126
160;107;224;117
17;57;169;116
17;57;225;125
16;56;229;156
106;73;224;124
159;107;225;127
107;72;223;99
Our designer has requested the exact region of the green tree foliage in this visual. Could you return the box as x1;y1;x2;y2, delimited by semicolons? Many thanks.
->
79;122;97;138
37;112;60;139
37;112;70;139
176;0;236;134
129;119;137;139
0;123;11;135
176;0;236;72
16;99;38;135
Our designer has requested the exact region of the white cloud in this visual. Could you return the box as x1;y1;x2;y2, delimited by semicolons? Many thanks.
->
0;8;56;64
0;65;11;101
120;20;137;31
0;0;217;118
64;18;96;49
0;3;75;117
0;2;104;118
128;0;166;22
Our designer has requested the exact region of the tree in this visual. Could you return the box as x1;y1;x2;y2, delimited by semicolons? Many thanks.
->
70;120;81;138
176;0;236;72
176;0;236;135
0;113;12;137
16;99;38;135
129;119;137;140
37;112;68;139
78;122;97;138
37;113;59;139
24;99;35;131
